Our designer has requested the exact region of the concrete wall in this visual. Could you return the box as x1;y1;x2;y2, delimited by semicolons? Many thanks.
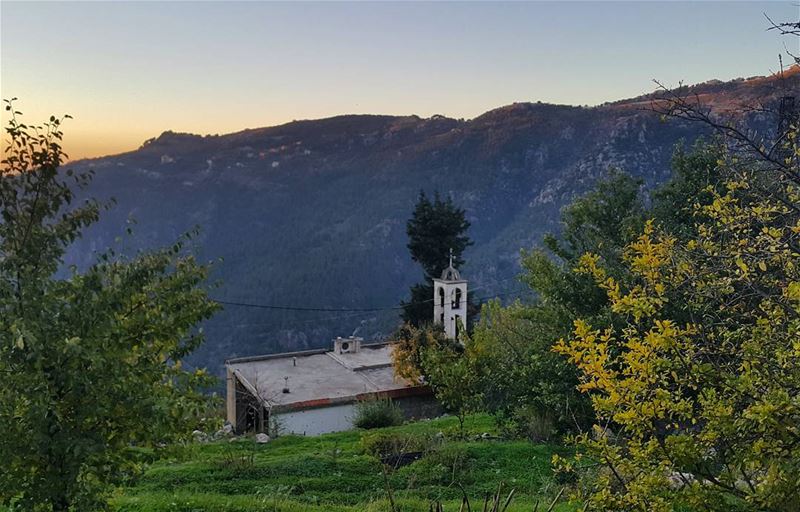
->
226;368;236;428
275;403;357;436
396;394;444;421
273;394;442;436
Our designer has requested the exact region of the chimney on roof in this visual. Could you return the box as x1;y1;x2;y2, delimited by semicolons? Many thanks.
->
333;336;363;354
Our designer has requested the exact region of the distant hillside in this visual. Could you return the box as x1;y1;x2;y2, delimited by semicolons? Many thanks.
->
66;68;798;374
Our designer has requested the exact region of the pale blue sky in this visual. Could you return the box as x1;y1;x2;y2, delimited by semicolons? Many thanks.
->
1;1;797;158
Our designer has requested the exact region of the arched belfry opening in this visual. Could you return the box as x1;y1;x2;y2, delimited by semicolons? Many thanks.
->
432;249;467;340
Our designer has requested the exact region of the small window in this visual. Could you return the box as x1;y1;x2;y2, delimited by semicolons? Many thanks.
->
455;315;461;338
438;287;445;308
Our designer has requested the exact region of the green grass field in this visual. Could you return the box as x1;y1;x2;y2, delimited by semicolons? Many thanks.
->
114;414;578;511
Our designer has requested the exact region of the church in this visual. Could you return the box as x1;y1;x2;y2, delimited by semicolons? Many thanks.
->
224;258;467;436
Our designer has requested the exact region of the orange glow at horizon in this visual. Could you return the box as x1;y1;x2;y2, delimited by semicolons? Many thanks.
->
3;2;794;162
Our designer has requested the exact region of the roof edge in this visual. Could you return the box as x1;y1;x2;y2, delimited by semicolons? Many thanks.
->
224;340;394;365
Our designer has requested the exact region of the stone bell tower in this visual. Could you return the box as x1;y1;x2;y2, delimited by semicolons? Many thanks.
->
433;249;467;339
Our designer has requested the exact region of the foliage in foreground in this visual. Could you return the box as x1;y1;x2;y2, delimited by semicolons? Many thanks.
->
0;103;219;511
555;127;800;511
483;137;730;439
466;170;649;440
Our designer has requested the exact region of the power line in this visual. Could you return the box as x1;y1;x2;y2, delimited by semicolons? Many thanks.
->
214;300;398;313
213;286;533;315
215;288;536;337
212;276;524;314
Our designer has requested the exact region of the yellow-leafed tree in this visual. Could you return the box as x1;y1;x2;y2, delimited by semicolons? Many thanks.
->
554;126;800;511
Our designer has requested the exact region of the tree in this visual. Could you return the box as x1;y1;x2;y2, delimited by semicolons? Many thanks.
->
466;143;732;440
401;191;472;327
406;190;472;279
391;321;479;437
551;23;800;511
420;333;480;438
543;169;645;265
532;170;647;321
0;102;219;511
553;125;800;510
458;171;646;439
391;322;450;382
650;139;724;239
468;299;594;440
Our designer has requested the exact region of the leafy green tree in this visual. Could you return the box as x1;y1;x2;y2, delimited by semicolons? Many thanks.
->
529;170;646;321
0;102;219;511
543;169;645;265
406;190;471;278
468;300;593;440
399;282;435;329
391;322;450;382
461;171;646;438
391;321;478;437
466;146;727;439
555;127;800;511
651;139;724;238
401;191;472;327
420;333;481;438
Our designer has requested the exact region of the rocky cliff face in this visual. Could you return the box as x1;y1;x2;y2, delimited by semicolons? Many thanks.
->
66;68;799;373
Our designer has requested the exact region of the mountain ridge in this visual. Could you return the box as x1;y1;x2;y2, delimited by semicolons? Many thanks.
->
66;67;798;374
73;65;799;164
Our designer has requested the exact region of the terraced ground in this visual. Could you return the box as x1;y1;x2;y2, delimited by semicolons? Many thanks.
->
115;414;578;511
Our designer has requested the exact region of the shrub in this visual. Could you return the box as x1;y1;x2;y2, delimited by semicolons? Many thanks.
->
352;398;403;429
360;432;441;459
419;444;472;484
510;406;557;442
219;444;255;472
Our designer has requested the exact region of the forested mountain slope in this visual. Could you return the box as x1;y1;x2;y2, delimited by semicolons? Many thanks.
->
67;67;799;373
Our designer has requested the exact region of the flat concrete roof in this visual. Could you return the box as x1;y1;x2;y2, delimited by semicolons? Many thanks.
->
227;342;423;411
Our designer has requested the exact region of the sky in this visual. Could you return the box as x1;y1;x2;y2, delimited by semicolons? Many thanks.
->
1;1;798;160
